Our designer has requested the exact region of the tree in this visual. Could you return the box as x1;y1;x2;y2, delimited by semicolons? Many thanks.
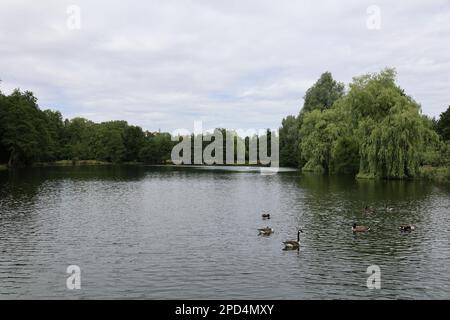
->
63;117;96;160
42;110;65;161
0;90;8;163
139;133;173;164
0;84;177;166
123;125;145;161
0;90;45;166
301;72;345;115
91;121;127;163
436;105;450;142
280;72;344;168
298;68;439;179
349;69;438;178
300;99;358;174
279;115;300;167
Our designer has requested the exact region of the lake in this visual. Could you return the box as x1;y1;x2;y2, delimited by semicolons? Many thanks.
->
0;165;449;299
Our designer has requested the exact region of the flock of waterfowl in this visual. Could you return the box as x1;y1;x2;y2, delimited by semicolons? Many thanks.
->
258;210;303;251
360;205;416;232
258;205;416;251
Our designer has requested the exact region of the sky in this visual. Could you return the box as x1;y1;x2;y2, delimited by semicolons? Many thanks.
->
0;0;449;133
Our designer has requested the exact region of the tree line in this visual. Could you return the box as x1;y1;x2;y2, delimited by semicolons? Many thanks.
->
0;88;274;167
0;89;174;166
2;68;450;179
279;68;450;179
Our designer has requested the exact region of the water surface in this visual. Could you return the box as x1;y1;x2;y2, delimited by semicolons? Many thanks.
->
0;166;449;299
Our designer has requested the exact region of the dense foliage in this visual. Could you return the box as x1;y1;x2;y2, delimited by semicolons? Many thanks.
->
0;89;174;166
280;68;449;179
301;71;345;115
436;105;450;142
2;68;449;179
0;88;274;167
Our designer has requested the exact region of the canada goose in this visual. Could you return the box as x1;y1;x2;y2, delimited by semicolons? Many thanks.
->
399;225;415;232
363;206;375;214
261;212;271;219
283;229;303;250
352;223;370;232
258;227;274;236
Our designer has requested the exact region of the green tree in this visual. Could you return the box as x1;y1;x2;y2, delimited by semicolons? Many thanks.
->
349;69;438;178
436;105;450;142
280;72;344;168
300;99;358;174
63;117;96;160
139;133;173;164
279;115;300;167
91;121;127;163
301;71;345;115
42;110;65;161
123;125;145;161
0;90;44;166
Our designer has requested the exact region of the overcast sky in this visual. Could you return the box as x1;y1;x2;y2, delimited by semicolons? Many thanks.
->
0;0;449;132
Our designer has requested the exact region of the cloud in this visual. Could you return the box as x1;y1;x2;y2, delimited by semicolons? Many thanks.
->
0;0;449;132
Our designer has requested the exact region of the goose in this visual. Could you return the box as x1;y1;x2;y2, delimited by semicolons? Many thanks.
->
258;227;274;236
399;225;415;232
261;212;271;219
363;206;375;214
352;223;370;232
283;229;303;250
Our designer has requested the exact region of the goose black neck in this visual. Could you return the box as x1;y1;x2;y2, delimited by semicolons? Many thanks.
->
297;231;300;242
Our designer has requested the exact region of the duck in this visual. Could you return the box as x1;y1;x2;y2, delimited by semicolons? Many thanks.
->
283;229;303;250
399;225;415;232
258;227;274;236
352;223;370;232
261;212;271;219
363;205;375;214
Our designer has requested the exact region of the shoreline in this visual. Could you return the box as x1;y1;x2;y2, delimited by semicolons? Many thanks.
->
1;162;449;183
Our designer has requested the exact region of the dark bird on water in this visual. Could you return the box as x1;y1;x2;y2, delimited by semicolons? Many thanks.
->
363;205;375;214
261;211;271;219
258;227;274;236
352;223;370;232
283;229;303;250
399;225;415;232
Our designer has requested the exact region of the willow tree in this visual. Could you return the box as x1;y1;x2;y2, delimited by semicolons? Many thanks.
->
300;99;358;174
349;69;438;179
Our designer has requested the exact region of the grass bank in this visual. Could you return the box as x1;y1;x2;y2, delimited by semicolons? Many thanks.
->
355;172;377;179
355;166;450;183
33;160;112;167
419;165;450;183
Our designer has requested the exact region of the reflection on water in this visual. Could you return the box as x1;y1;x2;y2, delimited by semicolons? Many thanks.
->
0;166;449;299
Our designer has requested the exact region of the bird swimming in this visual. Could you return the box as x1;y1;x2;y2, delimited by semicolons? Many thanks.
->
352;223;370;232
258;227;274;236
363;206;375;214
261;212;271;219
399;225;415;232
283;229;303;250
